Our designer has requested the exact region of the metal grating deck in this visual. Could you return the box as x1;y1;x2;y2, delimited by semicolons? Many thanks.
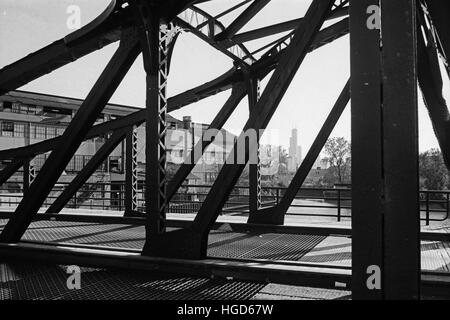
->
0;220;326;261
208;228;326;261
0;262;266;300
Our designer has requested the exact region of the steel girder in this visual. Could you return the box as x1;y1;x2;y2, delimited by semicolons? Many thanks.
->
124;127;139;216
141;0;336;259
136;2;172;238
247;77;262;214
351;0;420;300
0;29;141;242
0;0;124;96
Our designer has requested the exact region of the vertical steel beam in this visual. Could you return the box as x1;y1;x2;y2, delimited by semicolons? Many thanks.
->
380;0;419;300
124;126;139;216
22;123;34;193
248;77;262;214
350;0;384;300
351;0;419;299
138;6;169;238
0;30;140;243
22;160;35;193
45;129;128;214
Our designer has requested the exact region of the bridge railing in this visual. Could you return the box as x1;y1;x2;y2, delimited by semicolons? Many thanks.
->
0;182;448;224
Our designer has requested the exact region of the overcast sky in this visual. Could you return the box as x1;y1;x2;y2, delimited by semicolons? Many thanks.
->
1;0;448;154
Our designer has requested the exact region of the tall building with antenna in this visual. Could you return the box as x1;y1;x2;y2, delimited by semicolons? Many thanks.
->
288;128;302;172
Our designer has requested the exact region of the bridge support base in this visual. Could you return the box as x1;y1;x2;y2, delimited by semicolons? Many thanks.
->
142;228;206;260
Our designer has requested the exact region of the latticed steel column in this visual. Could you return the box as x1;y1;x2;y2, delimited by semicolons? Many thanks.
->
22;122;35;192
138;8;170;236
248;78;261;214
22;160;35;193
124;126;138;216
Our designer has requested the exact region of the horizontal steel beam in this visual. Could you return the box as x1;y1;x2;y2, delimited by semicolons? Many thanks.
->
0;242;448;298
0;242;352;291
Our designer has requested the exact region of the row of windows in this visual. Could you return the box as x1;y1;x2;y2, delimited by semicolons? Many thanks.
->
168;150;223;160
34;154;123;173
0;101;43;115
1;101;117;121
0;121;65;138
0;101;74;117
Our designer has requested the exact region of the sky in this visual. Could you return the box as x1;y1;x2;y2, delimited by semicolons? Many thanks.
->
1;0;449;154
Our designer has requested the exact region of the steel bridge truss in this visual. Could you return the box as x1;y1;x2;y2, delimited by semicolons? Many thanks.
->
0;0;449;299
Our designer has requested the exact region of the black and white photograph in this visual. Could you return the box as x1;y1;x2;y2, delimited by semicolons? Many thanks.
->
0;0;449;308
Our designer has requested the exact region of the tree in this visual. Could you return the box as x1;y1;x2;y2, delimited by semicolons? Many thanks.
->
323;137;351;185
419;148;449;191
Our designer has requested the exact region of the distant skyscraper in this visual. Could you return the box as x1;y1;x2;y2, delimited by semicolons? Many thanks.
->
288;128;301;172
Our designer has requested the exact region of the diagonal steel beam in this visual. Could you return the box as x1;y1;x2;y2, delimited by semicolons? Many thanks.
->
215;0;271;42
166;83;247;201
0;0;126;96
229;8;348;46
0;29;141;243
248;79;350;224
417;16;450;169
45;128;128;214
0;159;26;187
424;0;450;77
142;0;335;259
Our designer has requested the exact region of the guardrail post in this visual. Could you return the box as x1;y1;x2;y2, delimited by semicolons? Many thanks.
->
337;189;341;222
447;193;449;221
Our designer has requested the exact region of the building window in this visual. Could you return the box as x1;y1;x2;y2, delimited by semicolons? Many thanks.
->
2;121;14;136
35;125;46;139
2;101;12;112
205;172;216;183
168;122;177;129
109;157;122;173
46;126;56;138
12;103;21;113
14;123;25;137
